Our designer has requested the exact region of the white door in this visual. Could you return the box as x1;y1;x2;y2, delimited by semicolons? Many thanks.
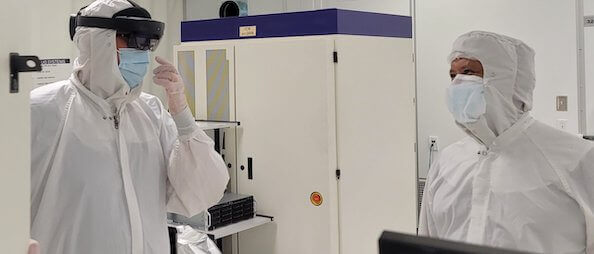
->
334;36;417;254
584;0;594;135
1;1;38;253
234;37;339;254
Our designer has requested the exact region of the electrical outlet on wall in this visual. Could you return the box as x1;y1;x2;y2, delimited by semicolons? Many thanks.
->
556;96;568;112
557;119;568;130
429;136;439;151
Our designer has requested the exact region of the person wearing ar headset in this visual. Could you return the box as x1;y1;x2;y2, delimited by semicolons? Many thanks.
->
29;0;229;253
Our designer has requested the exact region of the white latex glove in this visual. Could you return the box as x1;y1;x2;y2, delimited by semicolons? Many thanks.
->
28;239;40;254
153;56;188;115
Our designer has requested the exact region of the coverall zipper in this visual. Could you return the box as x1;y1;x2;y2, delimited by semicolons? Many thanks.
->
114;115;120;129
466;149;490;244
113;106;122;129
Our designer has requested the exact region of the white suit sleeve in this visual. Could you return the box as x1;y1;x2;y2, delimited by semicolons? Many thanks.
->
418;165;438;236
162;107;230;218
418;183;434;236
419;151;442;237
561;148;594;253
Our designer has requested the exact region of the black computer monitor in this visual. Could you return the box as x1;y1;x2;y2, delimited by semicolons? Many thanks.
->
379;231;534;254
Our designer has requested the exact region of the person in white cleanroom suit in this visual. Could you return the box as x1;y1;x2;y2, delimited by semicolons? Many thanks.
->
29;0;229;253
419;31;594;253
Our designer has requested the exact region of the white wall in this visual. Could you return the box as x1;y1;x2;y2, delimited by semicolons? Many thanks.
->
185;0;410;20
29;0;184;101
184;0;289;20
1;1;36;251
29;0;90;62
415;0;580;177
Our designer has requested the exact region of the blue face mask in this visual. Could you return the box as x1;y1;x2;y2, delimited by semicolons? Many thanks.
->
118;48;150;89
446;75;486;123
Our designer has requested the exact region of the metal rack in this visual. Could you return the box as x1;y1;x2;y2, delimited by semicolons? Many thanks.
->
196;120;240;130
169;120;273;253
196;120;240;154
170;214;273;240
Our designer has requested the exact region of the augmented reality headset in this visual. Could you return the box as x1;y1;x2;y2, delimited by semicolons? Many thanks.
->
69;0;164;51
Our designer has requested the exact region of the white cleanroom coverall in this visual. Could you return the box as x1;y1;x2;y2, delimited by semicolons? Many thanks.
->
30;1;229;253
419;31;594;254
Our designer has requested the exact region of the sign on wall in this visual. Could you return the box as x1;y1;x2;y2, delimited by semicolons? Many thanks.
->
31;58;72;90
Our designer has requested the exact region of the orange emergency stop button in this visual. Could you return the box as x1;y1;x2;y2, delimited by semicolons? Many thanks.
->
310;192;323;206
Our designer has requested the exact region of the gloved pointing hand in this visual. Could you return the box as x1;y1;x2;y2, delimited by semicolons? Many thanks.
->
153;56;188;115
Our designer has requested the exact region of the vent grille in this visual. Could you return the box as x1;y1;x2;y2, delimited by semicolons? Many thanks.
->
418;178;427;216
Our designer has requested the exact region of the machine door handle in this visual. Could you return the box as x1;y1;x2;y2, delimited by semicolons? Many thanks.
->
247;157;253;180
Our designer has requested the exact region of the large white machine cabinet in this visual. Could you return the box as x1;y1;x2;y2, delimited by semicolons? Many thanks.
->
174;9;416;254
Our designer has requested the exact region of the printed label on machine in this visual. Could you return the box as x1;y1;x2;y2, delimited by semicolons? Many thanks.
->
32;58;72;90
239;26;257;37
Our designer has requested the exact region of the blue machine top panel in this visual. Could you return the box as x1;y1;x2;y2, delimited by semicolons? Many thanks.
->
181;9;412;42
